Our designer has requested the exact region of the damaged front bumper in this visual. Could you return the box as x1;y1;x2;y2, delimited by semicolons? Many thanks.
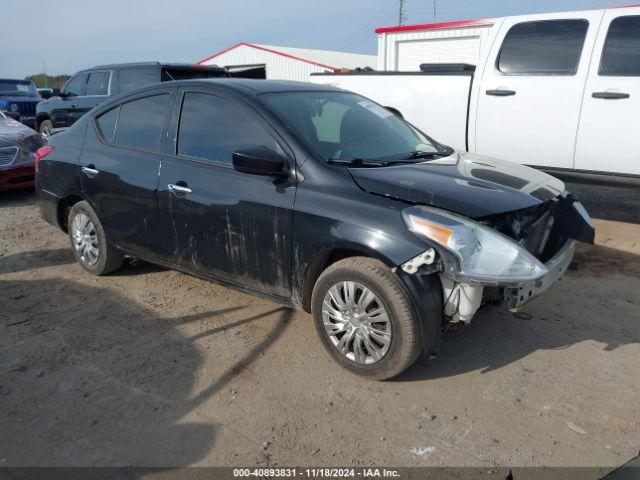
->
398;196;590;323
504;239;575;312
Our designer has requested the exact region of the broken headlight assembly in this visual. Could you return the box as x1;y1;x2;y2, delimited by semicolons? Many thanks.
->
401;205;548;286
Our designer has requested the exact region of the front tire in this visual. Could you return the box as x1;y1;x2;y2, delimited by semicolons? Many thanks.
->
39;119;53;137
311;257;422;380
68;201;123;275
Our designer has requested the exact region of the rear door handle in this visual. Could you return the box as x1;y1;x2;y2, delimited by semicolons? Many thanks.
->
592;91;630;100
486;89;516;96
168;183;192;196
81;165;99;178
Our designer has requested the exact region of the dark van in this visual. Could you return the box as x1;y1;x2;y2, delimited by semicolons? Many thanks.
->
35;62;227;135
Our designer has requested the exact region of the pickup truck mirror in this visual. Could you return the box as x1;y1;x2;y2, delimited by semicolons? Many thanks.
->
232;147;286;176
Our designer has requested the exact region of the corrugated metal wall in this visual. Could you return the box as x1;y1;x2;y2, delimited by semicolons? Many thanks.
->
201;44;329;81
377;25;494;71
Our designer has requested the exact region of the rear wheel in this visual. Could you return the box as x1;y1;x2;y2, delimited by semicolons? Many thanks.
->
39;119;53;137
311;257;422;380
68;201;123;275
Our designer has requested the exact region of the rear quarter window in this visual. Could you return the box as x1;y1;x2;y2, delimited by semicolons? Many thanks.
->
497;19;589;75
95;106;119;143
600;16;640;76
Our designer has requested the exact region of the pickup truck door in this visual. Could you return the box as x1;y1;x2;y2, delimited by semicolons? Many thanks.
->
52;73;88;128
574;9;640;176
473;11;602;169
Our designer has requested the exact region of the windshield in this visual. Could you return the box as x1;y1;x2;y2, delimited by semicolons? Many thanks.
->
261;91;449;163
0;80;38;97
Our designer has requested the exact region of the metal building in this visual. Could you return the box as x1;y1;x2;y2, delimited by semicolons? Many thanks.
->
375;19;495;71
197;43;377;81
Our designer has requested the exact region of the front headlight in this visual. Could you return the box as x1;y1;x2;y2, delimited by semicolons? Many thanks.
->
402;205;547;285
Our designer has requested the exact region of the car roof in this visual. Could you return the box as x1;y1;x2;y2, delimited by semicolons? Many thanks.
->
79;62;226;72
170;78;342;96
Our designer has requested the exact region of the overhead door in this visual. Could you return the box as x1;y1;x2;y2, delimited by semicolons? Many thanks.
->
396;37;481;70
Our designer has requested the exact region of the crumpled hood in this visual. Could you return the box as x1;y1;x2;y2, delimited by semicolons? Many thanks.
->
348;151;566;218
0;116;45;159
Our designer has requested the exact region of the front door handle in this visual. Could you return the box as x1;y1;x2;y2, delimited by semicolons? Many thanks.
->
592;91;630;100
486;89;516;97
81;165;99;178
168;183;192;196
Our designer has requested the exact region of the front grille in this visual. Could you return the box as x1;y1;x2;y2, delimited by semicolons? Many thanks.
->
0;146;19;166
16;102;36;116
484;200;562;261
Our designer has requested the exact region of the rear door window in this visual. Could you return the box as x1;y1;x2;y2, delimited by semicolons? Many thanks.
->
86;71;110;96
498;19;589;75
64;74;88;97
113;94;169;153
177;92;279;166
118;68;160;93
600;16;640;76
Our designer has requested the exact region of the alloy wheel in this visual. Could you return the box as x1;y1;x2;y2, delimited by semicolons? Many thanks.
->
71;213;99;266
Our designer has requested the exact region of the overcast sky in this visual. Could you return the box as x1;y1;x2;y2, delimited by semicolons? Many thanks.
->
1;0;630;78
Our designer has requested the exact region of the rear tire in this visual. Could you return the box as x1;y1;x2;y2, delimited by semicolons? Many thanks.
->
39;119;53;137
68;201;124;276
311;257;422;380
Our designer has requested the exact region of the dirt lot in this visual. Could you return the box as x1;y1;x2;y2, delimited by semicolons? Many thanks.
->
1;190;638;469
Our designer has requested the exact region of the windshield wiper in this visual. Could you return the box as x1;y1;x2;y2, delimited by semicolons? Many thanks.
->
398;148;453;161
328;158;389;167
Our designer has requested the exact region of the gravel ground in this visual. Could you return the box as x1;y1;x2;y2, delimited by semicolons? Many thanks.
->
0;190;638;468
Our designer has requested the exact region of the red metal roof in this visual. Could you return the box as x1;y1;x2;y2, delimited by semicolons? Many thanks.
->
197;42;339;71
375;19;493;34
374;3;640;34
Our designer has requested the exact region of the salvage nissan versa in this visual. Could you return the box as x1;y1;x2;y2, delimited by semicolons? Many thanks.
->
35;79;595;379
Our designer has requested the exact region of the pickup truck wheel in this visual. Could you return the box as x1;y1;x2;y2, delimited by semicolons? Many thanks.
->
311;257;421;380
68;201;124;276
39;119;53;137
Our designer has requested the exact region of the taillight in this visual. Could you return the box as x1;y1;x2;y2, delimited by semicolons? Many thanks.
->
34;145;55;173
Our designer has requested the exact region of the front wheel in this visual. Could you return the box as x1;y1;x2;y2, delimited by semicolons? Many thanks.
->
39;119;53;137
68;201;124;275
311;257;423;380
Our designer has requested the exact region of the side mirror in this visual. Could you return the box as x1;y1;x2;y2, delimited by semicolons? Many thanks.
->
232;147;286;176
52;88;62;97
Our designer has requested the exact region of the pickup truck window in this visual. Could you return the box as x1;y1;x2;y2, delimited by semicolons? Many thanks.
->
113;94;169;153
177;92;279;166
118;68;159;93
600;16;640;77
86;71;110;96
497;19;588;75
64;74;88;97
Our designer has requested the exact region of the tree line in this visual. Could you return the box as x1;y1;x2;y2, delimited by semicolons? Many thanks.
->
25;73;70;89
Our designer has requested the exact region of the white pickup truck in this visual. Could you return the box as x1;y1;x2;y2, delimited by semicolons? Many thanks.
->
310;6;640;179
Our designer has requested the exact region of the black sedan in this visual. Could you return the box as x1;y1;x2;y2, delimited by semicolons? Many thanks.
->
34;79;594;379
